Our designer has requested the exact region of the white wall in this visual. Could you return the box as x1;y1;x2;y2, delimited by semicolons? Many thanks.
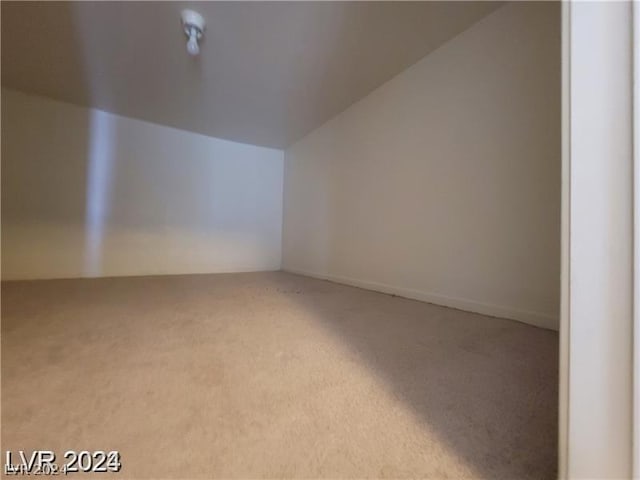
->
282;2;560;329
1;88;284;279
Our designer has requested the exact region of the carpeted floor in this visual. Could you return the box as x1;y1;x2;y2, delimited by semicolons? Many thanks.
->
1;272;558;479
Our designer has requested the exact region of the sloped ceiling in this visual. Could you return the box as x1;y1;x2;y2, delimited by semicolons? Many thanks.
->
1;1;502;148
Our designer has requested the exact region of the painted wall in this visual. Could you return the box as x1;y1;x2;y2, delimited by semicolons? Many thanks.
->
1;88;284;279
282;2;561;329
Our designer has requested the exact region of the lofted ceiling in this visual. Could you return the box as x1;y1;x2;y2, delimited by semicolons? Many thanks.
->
1;1;502;149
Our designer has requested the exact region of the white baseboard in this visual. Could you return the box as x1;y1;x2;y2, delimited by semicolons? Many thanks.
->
282;267;559;331
2;267;282;282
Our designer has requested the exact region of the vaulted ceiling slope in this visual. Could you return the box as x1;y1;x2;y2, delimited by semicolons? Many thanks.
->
2;1;502;149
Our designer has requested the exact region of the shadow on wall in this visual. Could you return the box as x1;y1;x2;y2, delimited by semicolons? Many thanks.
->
282;1;562;328
278;273;559;479
1;2;90;276
1;2;111;276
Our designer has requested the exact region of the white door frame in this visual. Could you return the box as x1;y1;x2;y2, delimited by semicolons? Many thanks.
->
560;1;636;478
633;1;639;477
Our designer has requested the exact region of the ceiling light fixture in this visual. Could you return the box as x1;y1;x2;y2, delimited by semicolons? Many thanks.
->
181;10;205;56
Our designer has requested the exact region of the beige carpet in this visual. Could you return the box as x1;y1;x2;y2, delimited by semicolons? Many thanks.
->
2;272;557;479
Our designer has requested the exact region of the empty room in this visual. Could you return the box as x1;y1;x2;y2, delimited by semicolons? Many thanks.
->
6;1;633;478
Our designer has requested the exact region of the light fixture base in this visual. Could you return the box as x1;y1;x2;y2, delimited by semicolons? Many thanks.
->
181;10;205;39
